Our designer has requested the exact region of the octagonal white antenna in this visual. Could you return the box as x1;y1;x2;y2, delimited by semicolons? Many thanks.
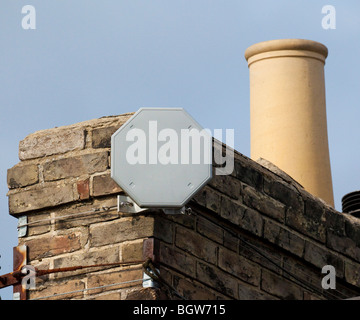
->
111;108;212;214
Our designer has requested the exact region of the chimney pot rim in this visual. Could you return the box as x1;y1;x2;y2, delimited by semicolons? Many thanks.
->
244;39;328;61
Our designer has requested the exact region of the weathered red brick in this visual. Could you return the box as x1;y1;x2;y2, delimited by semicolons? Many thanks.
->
92;172;122;197
77;179;90;200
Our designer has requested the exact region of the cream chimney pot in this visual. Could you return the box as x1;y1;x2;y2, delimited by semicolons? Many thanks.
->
245;39;334;207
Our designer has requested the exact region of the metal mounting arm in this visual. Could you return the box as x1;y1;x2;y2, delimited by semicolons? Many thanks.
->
117;195;192;215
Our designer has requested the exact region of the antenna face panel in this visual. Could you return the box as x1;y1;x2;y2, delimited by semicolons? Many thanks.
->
111;108;212;208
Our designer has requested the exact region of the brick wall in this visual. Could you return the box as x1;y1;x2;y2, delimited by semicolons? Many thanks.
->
7;113;159;300
158;149;360;300
7;114;360;300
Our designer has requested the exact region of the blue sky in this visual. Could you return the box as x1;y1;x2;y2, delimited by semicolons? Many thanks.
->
0;0;359;299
